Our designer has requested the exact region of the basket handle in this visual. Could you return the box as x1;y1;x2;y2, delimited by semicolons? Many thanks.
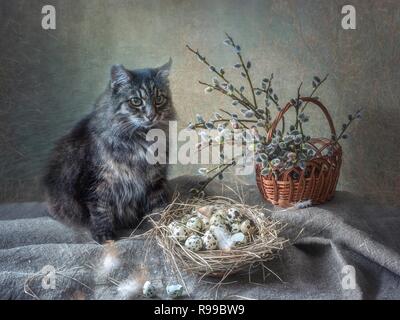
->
267;97;336;142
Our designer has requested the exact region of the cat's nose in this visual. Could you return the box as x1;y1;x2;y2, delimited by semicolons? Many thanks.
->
145;112;156;122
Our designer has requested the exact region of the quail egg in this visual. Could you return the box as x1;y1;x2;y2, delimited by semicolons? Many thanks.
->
210;213;227;226
171;225;188;242
202;231;218;250
214;208;226;217
184;235;203;251
240;219;255;234
230;221;241;233
227;208;241;222
142;281;156;298
209;223;229;234
181;214;193;224
166;284;184;298
186;216;203;233
168;221;180;231
196;213;210;230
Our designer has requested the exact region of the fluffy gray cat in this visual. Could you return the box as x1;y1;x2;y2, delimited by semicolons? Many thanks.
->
43;60;175;243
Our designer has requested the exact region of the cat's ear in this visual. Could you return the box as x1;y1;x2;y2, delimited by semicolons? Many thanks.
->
110;64;132;89
156;58;172;83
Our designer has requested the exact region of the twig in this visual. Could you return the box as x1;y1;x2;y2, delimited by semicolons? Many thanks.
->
295;82;303;130
334;108;362;142
193;117;256;129
300;74;329;113
218;108;254;129
254;73;279;108
195;160;236;195
186;44;255;115
225;33;258;110
198;80;264;120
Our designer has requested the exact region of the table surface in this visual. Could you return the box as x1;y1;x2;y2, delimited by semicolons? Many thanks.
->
0;176;399;299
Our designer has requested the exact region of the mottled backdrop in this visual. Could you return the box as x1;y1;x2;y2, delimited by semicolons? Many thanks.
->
0;0;399;204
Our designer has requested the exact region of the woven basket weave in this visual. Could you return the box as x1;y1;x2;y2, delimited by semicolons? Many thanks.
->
256;97;342;208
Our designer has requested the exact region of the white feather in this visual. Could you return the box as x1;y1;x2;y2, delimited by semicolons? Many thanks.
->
212;226;233;250
294;200;312;209
101;253;121;275
117;278;142;299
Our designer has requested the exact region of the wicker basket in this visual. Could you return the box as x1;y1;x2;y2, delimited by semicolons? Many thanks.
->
256;97;342;208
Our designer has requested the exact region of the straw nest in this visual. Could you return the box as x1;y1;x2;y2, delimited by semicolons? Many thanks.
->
145;195;288;279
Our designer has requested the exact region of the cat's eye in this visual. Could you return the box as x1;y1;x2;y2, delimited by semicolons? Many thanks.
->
130;97;142;107
155;94;166;106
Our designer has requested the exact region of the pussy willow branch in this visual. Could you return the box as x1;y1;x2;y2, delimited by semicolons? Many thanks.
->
335;108;362;142
225;33;258;110
186;44;264;119
253;88;279;108
254;74;281;133
198;81;252;111
195;160;236;195
198;81;264;120
300;74;329;113
253;73;274;125
186;44;242;98
254;73;284;134
254;73;279;108
218;108;253;129
204;164;224;175
193;118;257;129
263;73;274;124
295;82;303;130
298;74;328;135
292;82;304;159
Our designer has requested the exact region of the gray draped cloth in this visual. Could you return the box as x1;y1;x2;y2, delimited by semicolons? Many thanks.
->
0;176;399;299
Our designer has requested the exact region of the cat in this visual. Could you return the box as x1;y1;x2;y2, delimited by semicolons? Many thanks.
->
43;59;175;243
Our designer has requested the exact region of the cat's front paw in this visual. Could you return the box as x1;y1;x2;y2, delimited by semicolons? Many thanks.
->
91;229;116;244
147;191;170;213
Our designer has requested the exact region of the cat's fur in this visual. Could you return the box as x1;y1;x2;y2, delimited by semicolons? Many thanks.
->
43;60;175;243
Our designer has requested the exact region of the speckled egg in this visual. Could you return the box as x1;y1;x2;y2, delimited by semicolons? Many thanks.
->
209;223;229;234
240;219;255;234
226;208;241;222
166;284;183;298
184;235;203;251
181;214;193;224
230;221;241;233
171;226;188;242
168;221;180;231
196;214;210;230
202;231;218;250
142;281;156;298
186;217;203;233
210;213;227;226
214;208;226;217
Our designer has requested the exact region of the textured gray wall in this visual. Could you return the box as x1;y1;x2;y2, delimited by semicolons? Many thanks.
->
0;0;399;204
